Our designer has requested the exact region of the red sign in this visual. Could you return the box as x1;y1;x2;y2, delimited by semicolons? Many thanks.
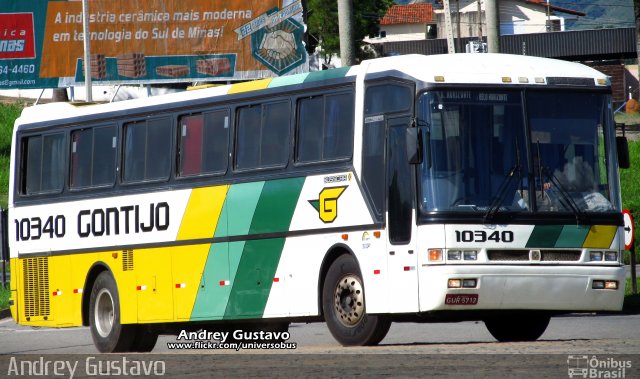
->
0;13;36;59
623;209;634;250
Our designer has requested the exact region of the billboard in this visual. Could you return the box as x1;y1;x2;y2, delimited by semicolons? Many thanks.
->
0;0;308;89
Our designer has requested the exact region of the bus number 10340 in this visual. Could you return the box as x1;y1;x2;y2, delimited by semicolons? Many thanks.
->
455;230;514;243
14;216;66;241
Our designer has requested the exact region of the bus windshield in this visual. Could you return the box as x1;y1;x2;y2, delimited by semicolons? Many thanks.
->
417;89;617;216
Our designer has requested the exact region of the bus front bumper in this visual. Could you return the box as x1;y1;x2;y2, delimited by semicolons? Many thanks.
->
418;264;626;312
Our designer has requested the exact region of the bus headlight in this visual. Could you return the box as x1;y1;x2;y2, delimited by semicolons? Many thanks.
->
589;251;603;262
463;250;478;261
604;251;618;262
447;250;462;261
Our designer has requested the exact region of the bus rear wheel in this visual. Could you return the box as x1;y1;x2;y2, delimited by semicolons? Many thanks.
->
322;254;391;346
89;271;136;352
484;313;550;342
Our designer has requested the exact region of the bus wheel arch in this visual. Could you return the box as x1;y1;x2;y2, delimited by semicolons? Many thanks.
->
317;244;354;316
320;249;391;346
88;270;137;352
82;262;111;327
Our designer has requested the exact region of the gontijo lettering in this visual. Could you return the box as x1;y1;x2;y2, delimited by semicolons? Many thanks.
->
13;202;170;241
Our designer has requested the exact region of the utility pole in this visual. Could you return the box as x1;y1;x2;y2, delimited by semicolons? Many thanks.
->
546;0;551;31
455;0;462;53
337;0;355;66
82;0;92;102
477;0;483;39
443;0;456;53
485;0;500;53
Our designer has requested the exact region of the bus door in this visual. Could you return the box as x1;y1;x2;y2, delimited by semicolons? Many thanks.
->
386;115;419;313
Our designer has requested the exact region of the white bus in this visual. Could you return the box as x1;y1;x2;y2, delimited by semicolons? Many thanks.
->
6;53;629;352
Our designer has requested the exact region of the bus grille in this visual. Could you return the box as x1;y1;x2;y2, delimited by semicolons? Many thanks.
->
541;250;582;261
487;249;582;262
122;250;134;271
22;257;50;318
487;250;529;261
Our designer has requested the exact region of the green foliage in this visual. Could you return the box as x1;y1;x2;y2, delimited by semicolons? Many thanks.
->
0;102;21;153
621;140;640;261
0;284;9;311
0;102;22;209
306;0;394;63
624;278;640;313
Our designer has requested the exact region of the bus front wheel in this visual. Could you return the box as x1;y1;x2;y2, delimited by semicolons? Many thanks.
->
322;254;391;346
484;313;550;342
89;271;136;352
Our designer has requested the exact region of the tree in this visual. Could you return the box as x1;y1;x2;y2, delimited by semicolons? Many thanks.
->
306;0;394;65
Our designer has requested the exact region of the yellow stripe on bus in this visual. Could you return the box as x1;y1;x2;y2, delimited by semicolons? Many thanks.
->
582;225;617;249
177;185;229;241
227;78;273;94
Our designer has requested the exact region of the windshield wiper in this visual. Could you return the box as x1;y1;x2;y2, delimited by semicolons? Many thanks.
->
483;164;520;222
543;167;586;224
484;136;523;222
535;141;586;224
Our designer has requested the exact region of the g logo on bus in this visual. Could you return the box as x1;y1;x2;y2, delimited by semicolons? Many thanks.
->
309;186;347;223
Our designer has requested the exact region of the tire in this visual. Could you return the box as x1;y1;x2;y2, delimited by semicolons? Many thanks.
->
131;325;159;352
484;314;550;342
89;271;136;352
322;254;391;346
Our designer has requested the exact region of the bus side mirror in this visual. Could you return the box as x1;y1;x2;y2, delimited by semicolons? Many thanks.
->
616;136;630;169
406;127;422;164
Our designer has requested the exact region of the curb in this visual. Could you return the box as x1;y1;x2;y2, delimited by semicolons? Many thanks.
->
0;308;10;320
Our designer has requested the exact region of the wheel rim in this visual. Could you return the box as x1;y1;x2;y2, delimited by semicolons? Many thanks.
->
333;274;365;327
94;288;114;338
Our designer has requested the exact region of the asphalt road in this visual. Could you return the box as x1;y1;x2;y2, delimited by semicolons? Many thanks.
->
1;314;639;377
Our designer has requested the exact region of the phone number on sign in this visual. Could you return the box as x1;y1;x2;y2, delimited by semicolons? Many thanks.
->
0;64;36;75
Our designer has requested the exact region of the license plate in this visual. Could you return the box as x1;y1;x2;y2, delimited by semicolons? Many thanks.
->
445;294;478;305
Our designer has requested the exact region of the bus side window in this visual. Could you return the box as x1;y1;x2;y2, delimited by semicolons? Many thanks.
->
70;125;116;189
123;118;171;183
179;114;205;176
178;110;229;177
296;92;354;163
21;133;65;195
235;101;290;170
362;83;414;220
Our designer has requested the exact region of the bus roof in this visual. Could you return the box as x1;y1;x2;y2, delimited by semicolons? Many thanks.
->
15;53;609;129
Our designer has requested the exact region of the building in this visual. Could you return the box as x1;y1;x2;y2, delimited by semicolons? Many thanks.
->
366;3;435;43
434;0;586;38
367;1;585;44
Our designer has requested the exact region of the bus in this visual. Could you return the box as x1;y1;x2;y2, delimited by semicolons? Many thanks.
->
6;53;630;352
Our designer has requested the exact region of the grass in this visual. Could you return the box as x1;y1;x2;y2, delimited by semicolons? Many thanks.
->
614;111;640;126
624;278;640;313
620;139;640;264
0;102;21;209
0;283;9;311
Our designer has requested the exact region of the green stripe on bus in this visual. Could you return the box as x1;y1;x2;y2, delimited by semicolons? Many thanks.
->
225;181;265;237
304;67;350;83
269;74;309;88
249;177;305;235
191;243;231;320
224;178;304;318
224;238;286;318
555;225;591;248
525;225;563;248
